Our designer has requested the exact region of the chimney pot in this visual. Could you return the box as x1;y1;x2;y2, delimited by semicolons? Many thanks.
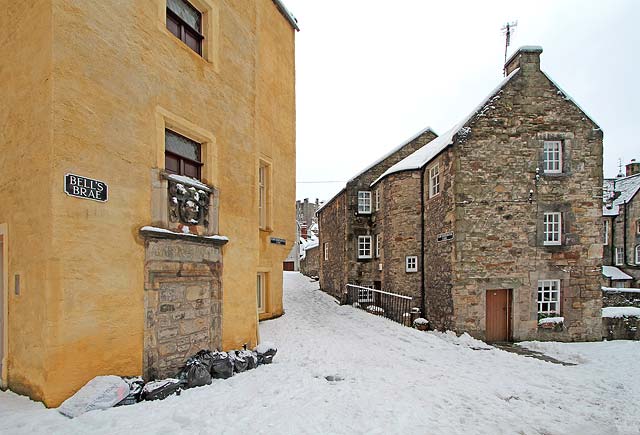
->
504;45;543;76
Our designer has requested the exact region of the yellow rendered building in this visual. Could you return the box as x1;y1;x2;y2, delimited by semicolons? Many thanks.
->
0;0;297;406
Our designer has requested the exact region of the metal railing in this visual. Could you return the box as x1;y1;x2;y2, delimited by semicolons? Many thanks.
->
345;284;414;326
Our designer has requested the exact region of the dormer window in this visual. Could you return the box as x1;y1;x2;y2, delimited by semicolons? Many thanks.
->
166;0;204;55
543;141;562;174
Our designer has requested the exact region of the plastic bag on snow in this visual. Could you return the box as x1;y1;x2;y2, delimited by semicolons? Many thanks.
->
210;351;234;379
254;342;277;365
141;378;182;401
58;375;130;418
177;358;212;389
115;376;145;407
230;350;248;373
238;348;257;370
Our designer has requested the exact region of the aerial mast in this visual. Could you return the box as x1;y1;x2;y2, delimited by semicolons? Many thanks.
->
501;21;518;75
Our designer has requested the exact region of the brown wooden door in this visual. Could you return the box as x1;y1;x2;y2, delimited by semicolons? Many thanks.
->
486;289;511;342
283;261;294;272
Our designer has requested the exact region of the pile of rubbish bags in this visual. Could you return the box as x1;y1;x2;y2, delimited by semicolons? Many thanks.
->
58;343;277;418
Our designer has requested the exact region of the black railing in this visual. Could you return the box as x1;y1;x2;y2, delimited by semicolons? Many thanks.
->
345;284;414;326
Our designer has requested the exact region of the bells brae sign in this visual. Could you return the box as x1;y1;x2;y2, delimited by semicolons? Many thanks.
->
64;173;108;202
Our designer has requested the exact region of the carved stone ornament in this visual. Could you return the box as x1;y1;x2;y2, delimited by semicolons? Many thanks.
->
168;179;210;226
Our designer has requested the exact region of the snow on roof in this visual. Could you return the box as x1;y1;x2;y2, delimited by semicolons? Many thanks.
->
348;126;436;184
602;266;633;280
602;306;640;318
271;0;299;31
372;68;521;186
316;187;345;214
504;45;543;68
542;72;600;130
602;173;640;216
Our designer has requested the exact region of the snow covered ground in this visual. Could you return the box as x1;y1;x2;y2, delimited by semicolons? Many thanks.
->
1;272;639;435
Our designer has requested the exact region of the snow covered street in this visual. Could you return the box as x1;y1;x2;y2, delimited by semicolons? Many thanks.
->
1;272;639;435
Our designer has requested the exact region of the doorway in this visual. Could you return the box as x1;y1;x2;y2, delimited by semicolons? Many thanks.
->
486;289;512;342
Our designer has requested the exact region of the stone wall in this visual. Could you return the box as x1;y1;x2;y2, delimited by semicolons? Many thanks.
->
603;289;640;308
301;245;320;277
423;150;456;330
377;172;422;304
144;238;223;380
318;192;346;300
603;316;640;340
451;50;603;342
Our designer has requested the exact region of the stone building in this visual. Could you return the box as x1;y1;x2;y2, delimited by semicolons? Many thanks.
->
320;46;604;342
602;160;640;287
0;0;297;406
317;128;437;300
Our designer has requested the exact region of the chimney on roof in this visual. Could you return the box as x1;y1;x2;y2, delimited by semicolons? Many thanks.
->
626;159;640;176
300;223;308;240
504;46;543;76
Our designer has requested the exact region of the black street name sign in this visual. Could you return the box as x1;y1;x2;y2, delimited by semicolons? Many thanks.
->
64;173;108;202
270;237;286;245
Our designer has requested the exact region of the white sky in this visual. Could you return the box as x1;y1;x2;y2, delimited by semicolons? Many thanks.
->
286;0;640;202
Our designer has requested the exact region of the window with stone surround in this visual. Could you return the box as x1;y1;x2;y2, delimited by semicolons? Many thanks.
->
615;247;624;266
375;189;380;211
165;129;203;180
635;245;640;265
358;235;372;259
537;279;560;315
375;234;381;258
603;220;609;245
358;285;374;303
358;191;372;214
258;160;272;230
543;141;562;174
166;0;204;55
323;242;329;261
543;212;561;246
429;163;440;198
257;272;267;314
405;256;418;272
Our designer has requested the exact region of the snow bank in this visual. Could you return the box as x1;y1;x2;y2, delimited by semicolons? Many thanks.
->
602;306;640;318
538;316;564;325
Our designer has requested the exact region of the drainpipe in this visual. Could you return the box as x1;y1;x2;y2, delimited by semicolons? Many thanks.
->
420;165;427;317
624;202;628;265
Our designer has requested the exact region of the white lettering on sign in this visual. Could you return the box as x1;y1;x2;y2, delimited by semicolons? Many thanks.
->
64;173;108;202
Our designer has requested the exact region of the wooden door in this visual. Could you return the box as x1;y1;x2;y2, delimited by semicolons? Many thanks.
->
283;261;294;272
0;235;3;381
486;289;511;342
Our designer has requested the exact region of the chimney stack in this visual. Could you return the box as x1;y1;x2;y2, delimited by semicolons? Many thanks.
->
626;159;640;177
504;46;543;76
300;223;308;240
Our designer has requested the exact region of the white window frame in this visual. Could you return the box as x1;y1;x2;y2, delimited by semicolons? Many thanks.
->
543;212;562;246
543;141;562;174
358;191;372;214
537;279;560;316
405;256;418;273
603;220;609;245
257;272;266;314
358;285;375;303
615;247;624;266
358;235;372;259
375;189;380;211
375;234;381;258
323;242;329;261
635;245;640;265
428;163;440;198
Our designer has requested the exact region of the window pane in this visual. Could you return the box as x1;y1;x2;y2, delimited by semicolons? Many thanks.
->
166;130;201;162
184;29;201;54
165;153;180;174
167;0;201;32
166;14;181;38
183;161;200;179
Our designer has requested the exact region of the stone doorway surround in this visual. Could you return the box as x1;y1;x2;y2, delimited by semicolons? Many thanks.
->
140;229;228;380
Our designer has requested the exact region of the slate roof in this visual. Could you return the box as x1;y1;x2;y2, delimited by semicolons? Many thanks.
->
602;266;633;281
603;173;640;216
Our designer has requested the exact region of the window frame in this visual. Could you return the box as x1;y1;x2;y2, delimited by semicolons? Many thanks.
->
358;235;372;259
635;245;640;265
358;285;375;303
323;242;329;261
543;212;562;246
166;0;204;56
375;189;380;212
257;272;266;314
543;140;562;174
428;163;440;198
375;234;381;258
405;256;418;273
164;129;203;180
258;160;272;230
615;247;624;266
603;219;609;245
358;191;372;214
537;279;561;316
